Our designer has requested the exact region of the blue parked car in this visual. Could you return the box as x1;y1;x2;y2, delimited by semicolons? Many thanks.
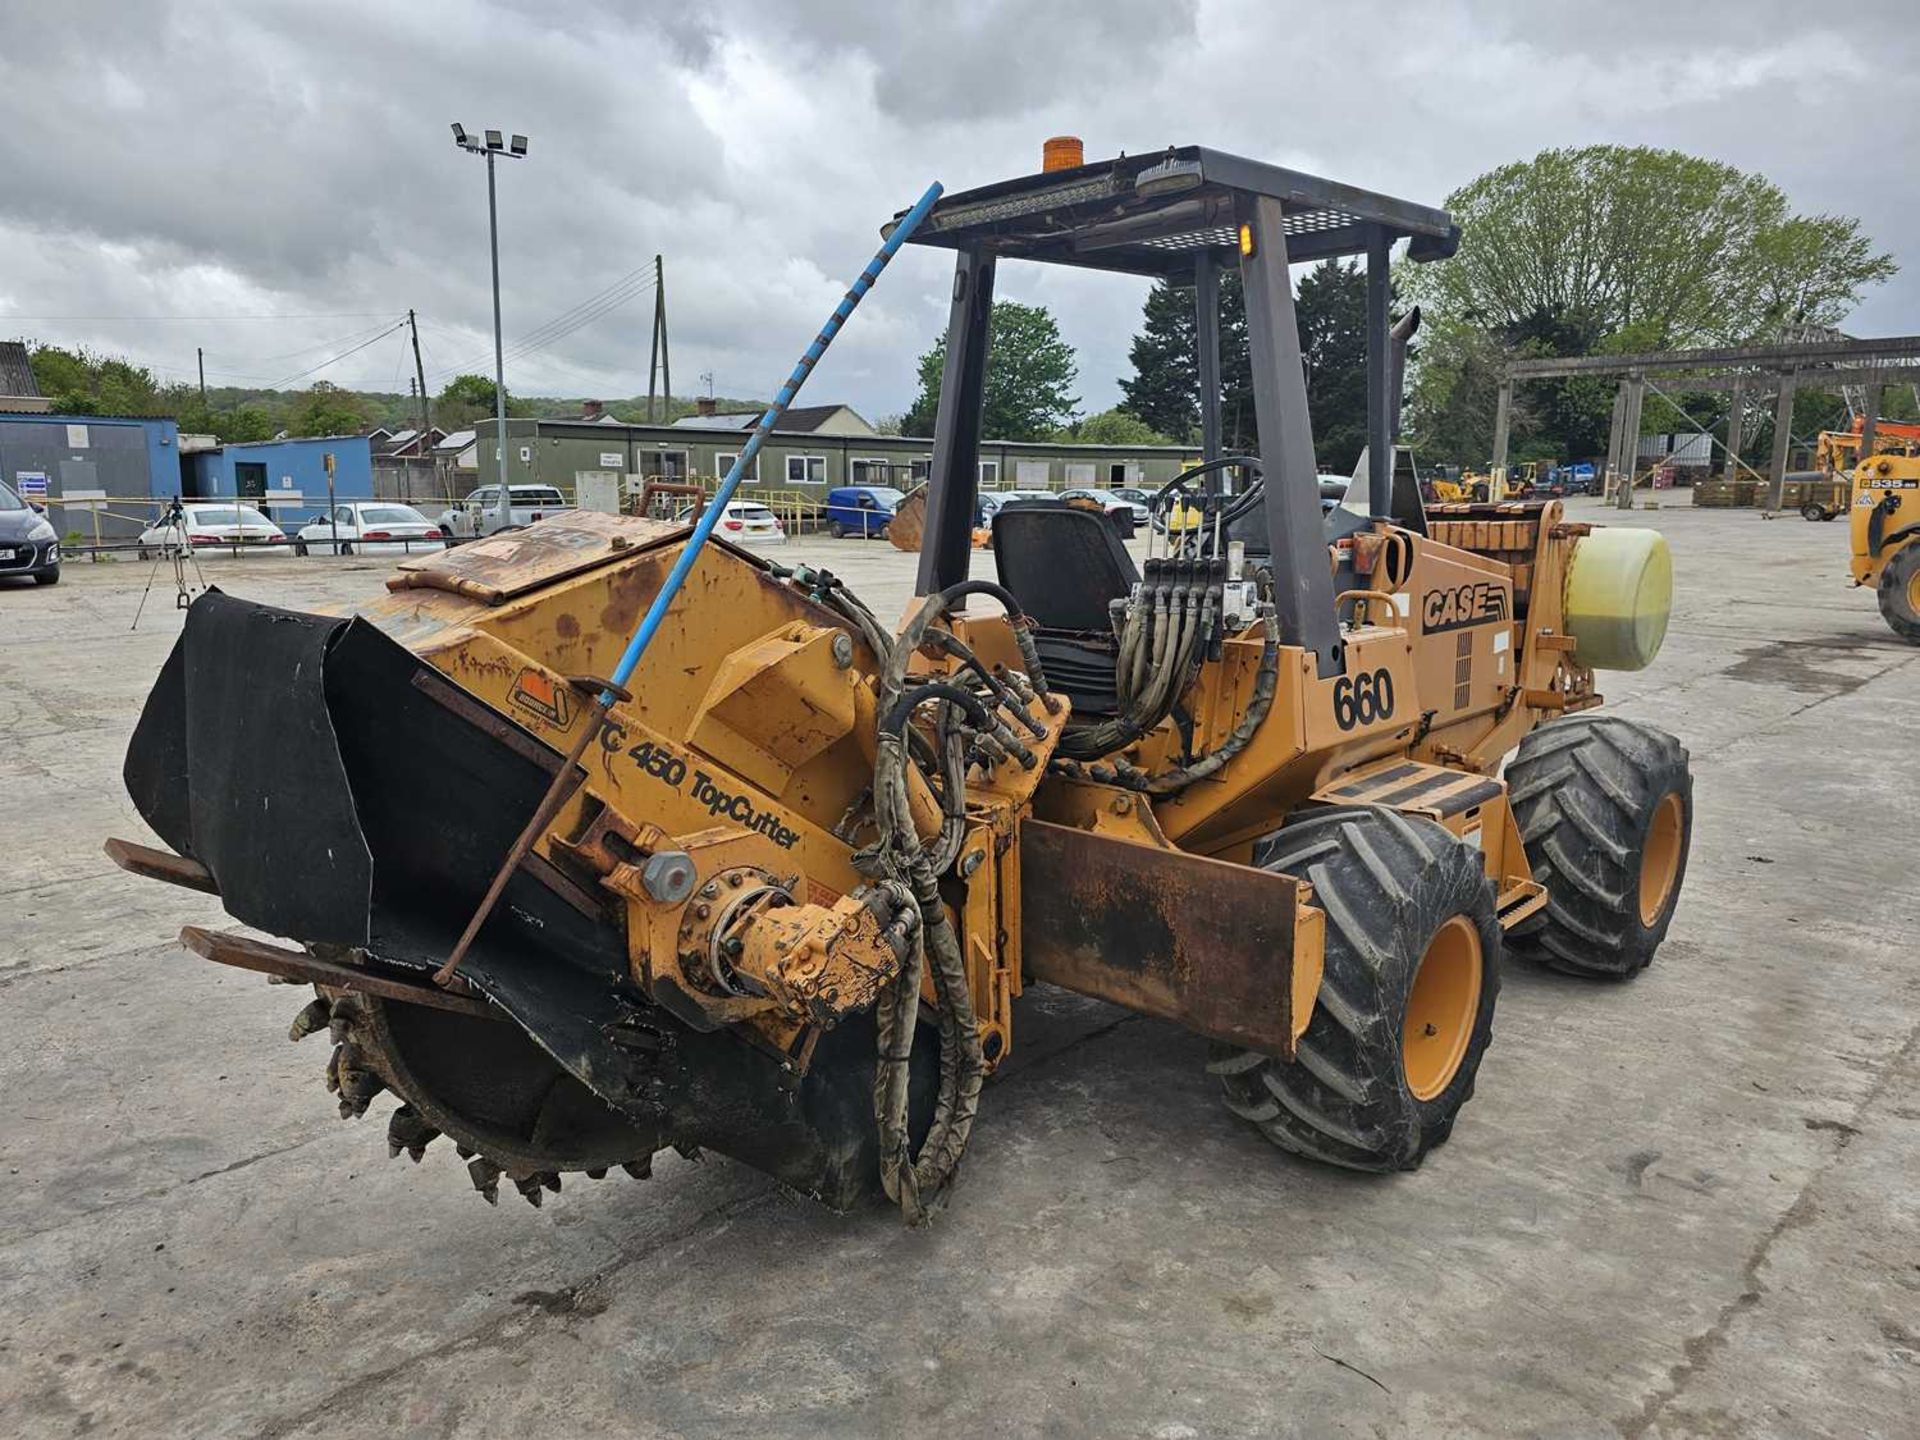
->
823;485;904;538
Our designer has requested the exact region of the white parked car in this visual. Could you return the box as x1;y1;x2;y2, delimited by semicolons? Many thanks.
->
137;503;288;556
673;499;786;546
294;502;446;556
437;484;572;539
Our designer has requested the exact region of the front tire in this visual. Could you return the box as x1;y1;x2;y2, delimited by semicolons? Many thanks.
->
33;566;59;586
1505;716;1693;978
1877;544;1920;644
827;521;846;539
1209;806;1501;1172
1800;502;1826;522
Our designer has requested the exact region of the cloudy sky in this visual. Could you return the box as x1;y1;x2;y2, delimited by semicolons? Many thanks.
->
0;0;1910;421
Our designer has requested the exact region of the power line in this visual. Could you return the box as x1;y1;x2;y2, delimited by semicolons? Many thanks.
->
267;318;411;390
422;267;657;381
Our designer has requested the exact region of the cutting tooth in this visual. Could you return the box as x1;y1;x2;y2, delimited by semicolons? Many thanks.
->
541;1173;561;1193
673;1143;703;1163
514;1175;545;1208
325;1045;344;1094
386;1105;439;1162
622;1156;653;1181
289;998;332;1042
468;1156;502;1205
585;1167;607;1180
456;1144;475;1160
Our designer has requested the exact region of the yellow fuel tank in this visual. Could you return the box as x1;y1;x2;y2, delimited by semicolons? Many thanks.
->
1563;527;1672;671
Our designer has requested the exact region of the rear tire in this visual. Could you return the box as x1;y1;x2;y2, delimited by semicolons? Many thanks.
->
1208;806;1501;1172
828;521;845;539
1800;502;1826;522
1505;716;1693;978
1877;544;1920;644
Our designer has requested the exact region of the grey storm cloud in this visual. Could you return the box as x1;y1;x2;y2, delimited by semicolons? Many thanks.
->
0;0;1912;415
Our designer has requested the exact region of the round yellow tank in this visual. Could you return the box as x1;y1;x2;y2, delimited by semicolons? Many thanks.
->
1563;527;1672;671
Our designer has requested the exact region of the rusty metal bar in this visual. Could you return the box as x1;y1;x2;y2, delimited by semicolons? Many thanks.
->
103;837;219;894
179;925;497;1019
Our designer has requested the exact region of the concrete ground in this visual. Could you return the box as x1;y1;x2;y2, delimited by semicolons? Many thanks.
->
2;499;1916;1438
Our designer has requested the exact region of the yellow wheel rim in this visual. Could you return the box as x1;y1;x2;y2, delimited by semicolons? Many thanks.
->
1401;915;1483;1101
1638;792;1685;927
1906;570;1920;614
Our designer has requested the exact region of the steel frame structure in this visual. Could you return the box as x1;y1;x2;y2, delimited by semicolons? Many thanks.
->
1491;334;1920;510
894;145;1459;677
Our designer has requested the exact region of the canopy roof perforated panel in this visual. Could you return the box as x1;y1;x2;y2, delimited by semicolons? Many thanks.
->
893;145;1459;279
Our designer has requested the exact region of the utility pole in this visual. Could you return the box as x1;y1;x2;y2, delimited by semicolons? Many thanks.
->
196;347;207;414
408;308;432;440
407;308;433;501
647;254;671;421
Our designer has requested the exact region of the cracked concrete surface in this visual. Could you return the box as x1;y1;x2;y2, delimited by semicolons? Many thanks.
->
1;498;1915;1437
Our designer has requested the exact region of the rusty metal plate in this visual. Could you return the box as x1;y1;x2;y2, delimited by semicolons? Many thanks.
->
386;512;682;605
1019;819;1303;1057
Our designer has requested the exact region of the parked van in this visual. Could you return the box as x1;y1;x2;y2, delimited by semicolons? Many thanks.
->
823;485;903;538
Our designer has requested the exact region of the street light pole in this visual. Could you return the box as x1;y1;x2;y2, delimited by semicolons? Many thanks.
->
484;148;508;531
452;123;528;535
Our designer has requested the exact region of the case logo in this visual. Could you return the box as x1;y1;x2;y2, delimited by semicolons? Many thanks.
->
1422;581;1509;634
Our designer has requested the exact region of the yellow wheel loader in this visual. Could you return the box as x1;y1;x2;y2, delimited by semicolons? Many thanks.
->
109;145;1692;1221
1849;452;1920;642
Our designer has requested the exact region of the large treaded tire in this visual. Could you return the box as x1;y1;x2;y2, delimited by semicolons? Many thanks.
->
1505;716;1693;979
1877;544;1920;644
1208;806;1501;1172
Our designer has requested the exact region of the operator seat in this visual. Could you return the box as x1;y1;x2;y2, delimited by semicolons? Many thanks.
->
989;503;1139;716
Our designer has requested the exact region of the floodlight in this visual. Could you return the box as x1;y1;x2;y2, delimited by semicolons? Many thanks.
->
485;130;503;150
509;134;528;156
450;122;468;145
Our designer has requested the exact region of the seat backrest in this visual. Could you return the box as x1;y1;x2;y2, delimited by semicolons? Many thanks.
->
990;503;1139;631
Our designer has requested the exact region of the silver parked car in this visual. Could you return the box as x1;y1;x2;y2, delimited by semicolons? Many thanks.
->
136;503;288;557
437;484;572;540
295;502;446;556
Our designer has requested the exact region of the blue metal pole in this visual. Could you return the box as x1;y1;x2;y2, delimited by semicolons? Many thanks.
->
603;179;944;699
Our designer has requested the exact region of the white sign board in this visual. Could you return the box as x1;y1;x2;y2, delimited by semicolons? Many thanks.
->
15;470;48;497
599;451;623;468
262;491;305;507
65;424;90;449
574;471;622;516
58;488;108;509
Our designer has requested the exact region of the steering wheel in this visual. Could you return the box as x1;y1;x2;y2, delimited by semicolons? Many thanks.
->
1148;455;1266;542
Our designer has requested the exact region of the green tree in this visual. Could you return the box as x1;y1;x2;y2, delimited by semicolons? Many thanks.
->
1404;145;1897;463
1113;272;1259;449
218;407;275;443
435;373;518;429
1049;407;1177;446
1296;259;1382;474
1116;274;1257;452
27;344;167;416
288;381;369;437
902;301;1079;440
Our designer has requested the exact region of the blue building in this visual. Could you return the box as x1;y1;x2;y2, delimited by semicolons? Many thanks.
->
0;412;182;538
184;434;375;527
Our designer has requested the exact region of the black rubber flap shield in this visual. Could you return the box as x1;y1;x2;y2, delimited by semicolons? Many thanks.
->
129;591;373;945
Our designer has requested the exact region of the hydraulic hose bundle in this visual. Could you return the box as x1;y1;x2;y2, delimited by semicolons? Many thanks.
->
801;573;1055;1223
1054;555;1279;795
